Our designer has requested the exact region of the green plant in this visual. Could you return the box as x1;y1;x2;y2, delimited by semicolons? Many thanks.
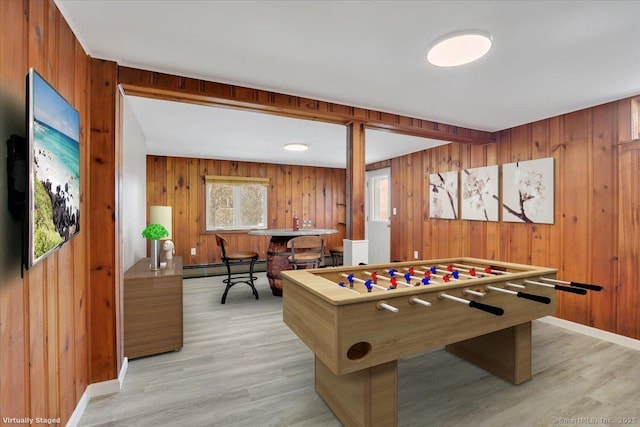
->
33;173;63;258
141;223;169;240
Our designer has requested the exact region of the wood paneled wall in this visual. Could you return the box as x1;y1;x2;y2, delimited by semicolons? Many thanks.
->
617;141;640;339
388;100;640;340
146;156;347;264
89;58;121;383
0;0;90;423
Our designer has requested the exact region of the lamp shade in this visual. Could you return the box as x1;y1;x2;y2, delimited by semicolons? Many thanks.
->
149;205;172;240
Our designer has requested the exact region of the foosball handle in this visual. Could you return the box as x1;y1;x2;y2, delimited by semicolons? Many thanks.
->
570;282;603;292
517;292;551;304
555;284;587;295
468;300;504;316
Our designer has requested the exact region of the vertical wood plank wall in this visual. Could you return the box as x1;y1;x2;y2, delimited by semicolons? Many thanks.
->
89;58;121;383
617;141;640;339
388;100;639;339
0;0;90;423
146;156;346;264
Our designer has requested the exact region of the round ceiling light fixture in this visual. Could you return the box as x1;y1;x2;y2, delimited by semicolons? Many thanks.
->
284;143;309;151
426;30;493;67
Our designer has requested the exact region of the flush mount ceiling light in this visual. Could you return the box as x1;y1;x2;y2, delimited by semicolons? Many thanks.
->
426;30;493;67
284;143;309;151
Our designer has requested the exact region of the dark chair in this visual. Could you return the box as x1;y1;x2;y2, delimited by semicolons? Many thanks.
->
287;236;324;270
330;245;344;266
215;234;259;304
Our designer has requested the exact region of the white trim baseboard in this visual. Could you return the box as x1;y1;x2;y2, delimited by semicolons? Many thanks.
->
538;316;640;351
65;357;128;427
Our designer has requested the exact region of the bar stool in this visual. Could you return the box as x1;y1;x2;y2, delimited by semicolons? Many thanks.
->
330;246;344;266
287;236;324;270
215;234;259;304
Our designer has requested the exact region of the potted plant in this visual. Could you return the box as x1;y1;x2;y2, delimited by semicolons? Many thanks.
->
142;223;169;270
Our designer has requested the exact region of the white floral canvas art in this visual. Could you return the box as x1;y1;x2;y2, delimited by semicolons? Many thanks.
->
429;171;459;219
502;157;554;224
461;165;499;221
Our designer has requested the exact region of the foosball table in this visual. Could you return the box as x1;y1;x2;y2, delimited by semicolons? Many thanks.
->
282;257;593;427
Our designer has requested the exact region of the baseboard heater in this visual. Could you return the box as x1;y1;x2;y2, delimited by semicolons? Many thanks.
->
183;260;267;279
183;255;334;279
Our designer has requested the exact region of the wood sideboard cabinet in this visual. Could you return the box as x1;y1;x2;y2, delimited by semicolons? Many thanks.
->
124;256;183;359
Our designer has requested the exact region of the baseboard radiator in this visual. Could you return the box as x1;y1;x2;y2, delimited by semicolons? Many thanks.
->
182;255;334;279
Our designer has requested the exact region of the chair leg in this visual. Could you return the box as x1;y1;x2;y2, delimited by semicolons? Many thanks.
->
331;253;343;266
221;258;259;304
221;260;233;304
248;257;259;300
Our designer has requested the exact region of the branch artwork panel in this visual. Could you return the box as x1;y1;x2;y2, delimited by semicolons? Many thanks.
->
429;171;459;219
461;165;499;221
502;157;554;224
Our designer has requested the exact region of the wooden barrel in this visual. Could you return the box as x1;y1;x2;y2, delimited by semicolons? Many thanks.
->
265;236;293;296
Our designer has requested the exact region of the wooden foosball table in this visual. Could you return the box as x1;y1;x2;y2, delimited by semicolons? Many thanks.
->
282;257;569;427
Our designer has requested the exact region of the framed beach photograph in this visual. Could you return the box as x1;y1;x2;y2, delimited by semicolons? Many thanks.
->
26;68;81;267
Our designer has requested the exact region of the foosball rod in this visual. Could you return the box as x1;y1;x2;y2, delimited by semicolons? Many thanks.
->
463;288;486;297
409;297;432;307
339;273;387;291
363;271;413;288
539;277;603;291
436;265;478;279
506;282;526;289
433;268;461;280
376;301;399;313
384;268;431;285
438;292;504;316
523;279;587;295
384;270;420;286
486;285;551;304
386;269;425;283
389;267;431;287
399;270;434;286
414;267;454;281
452;262;513;276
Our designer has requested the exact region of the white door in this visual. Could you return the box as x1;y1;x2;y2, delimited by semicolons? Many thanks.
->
365;167;391;264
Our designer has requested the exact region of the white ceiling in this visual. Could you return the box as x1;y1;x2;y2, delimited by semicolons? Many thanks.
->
126;96;448;168
56;0;640;166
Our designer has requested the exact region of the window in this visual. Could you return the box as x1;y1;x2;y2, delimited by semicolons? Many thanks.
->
370;175;389;221
205;176;268;231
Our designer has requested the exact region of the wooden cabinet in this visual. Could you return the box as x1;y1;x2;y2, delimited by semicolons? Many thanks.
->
124;256;183;359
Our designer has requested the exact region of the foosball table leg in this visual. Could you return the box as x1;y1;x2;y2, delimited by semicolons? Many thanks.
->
315;356;398;427
445;321;532;385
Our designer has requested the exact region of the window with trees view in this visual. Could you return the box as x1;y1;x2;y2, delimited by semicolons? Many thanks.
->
205;176;268;230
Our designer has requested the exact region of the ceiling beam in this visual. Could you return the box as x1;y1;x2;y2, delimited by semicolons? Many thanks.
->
118;66;496;145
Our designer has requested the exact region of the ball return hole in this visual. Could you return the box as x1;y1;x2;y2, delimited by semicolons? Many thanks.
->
347;342;371;360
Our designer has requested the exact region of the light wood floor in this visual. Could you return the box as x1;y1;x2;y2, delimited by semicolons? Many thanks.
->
79;274;640;427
